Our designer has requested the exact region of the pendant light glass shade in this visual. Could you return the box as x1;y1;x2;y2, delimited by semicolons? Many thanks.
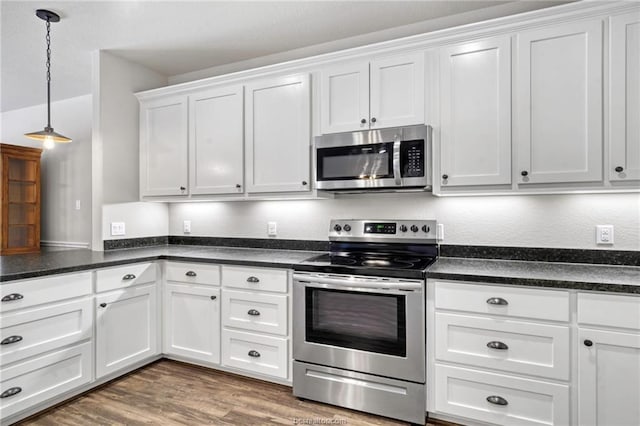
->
25;9;71;148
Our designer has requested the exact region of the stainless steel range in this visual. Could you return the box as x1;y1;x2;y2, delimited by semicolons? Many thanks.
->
292;219;438;424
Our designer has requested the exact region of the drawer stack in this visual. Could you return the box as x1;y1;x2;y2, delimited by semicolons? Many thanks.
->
221;266;289;380
432;280;571;426
0;272;93;419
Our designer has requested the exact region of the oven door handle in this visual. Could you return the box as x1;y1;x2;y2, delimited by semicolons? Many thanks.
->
293;274;422;291
393;137;402;185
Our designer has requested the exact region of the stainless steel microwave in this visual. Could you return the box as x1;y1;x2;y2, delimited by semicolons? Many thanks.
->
314;125;432;191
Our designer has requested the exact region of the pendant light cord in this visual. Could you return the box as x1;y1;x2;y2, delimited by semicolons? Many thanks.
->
45;17;52;129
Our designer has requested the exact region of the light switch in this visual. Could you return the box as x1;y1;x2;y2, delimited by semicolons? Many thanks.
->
268;221;277;237
183;220;191;234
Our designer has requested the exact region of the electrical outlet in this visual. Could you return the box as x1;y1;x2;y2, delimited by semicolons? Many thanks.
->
183;220;192;234
436;224;445;241
268;221;277;237
596;225;614;245
110;222;126;236
75;200;81;210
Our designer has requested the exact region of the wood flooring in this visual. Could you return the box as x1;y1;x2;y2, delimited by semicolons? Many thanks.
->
16;359;457;426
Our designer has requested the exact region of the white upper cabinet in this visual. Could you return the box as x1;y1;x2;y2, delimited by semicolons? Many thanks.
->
189;86;244;195
320;52;424;134
610;11;640;182
245;73;311;193
515;20;603;185
139;95;188;197
439;36;512;187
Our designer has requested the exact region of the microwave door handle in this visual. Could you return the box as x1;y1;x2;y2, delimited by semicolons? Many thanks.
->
393;139;402;185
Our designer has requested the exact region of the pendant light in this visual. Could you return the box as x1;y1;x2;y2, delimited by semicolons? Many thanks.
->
24;9;71;149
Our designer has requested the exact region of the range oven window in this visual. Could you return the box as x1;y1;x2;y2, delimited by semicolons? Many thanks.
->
305;287;406;357
316;142;394;181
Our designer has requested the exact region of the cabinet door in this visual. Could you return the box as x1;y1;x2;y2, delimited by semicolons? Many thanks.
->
516;20;603;184
610;12;640;181
95;284;159;378
245;74;311;193
189;86;244;194
579;328;640;426
439;36;511;187
140;96;188;196
164;283;220;364
320;62;369;133
370;52;425;129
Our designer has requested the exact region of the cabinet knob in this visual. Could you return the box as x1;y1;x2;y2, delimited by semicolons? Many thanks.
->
247;309;261;316
180;186;186;191
0;387;22;399
487;341;509;350
486;297;508;306
1;335;23;345
99;303;107;308
122;274;136;281
370;117;377;123
521;171;529;177
584;339;593;347
615;166;624;173
486;395;508;406
248;350;261;358
360;118;367;124
442;174;448;180
1;293;24;302
210;295;217;300
185;271;197;277
302;181;308;186
247;276;260;283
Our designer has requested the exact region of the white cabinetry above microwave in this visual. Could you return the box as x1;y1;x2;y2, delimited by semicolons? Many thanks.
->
320;52;425;134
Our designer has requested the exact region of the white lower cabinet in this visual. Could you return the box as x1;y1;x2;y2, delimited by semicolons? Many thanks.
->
95;283;159;379
435;364;569;426
164;283;220;364
0;341;92;419
221;329;288;379
578;292;640;426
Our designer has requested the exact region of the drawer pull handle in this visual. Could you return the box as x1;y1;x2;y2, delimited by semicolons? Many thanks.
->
1;293;24;302
487;341;509;350
185;271;197;277
210;295;217;300
248;350;261;358
0;387;22;399
99;303;107;308
486;395;508;406
247;309;261;316
122;274;136;281
1;335;23;345
584;339;593;347
486;297;508;306
246;276;260;283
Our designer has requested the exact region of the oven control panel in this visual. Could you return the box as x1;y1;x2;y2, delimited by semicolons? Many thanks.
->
330;219;437;243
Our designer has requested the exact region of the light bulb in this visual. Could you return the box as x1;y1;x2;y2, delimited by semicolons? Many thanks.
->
43;136;55;150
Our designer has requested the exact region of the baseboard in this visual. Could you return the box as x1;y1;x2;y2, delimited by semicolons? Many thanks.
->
40;240;91;249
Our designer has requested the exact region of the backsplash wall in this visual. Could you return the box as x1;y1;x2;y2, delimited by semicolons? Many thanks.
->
168;192;640;251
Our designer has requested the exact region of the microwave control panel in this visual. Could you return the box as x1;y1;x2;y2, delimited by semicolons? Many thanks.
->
400;140;425;177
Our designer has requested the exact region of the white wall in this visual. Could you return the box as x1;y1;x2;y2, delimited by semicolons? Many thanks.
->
168;192;640;250
92;51;168;249
102;202;168;240
1;95;93;247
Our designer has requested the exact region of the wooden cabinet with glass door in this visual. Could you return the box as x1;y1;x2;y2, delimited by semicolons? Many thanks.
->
0;143;42;255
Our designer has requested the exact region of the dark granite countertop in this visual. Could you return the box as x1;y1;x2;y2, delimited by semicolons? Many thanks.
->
0;245;322;283
427;257;640;294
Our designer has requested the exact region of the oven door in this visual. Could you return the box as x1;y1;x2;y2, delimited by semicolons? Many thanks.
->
292;272;425;383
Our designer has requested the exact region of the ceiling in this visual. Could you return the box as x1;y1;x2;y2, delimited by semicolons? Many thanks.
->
1;1;570;112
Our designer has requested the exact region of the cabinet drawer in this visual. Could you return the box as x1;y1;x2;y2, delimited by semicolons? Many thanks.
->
435;312;570;380
0;341;92;419
222;290;287;335
96;263;156;293
434;280;569;322
166;263;220;286
0;297;93;366
222;266;288;293
435;364;569;426
221;329;288;379
578;292;640;330
0;272;91;313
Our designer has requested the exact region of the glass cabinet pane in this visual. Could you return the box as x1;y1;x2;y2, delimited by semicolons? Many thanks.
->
8;182;37;203
8;225;36;248
8;204;37;225
8;158;37;181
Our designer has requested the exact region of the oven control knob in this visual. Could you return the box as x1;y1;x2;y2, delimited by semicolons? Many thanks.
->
422;225;430;233
343;224;351;232
410;225;419;232
400;225;408;232
333;224;342;232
